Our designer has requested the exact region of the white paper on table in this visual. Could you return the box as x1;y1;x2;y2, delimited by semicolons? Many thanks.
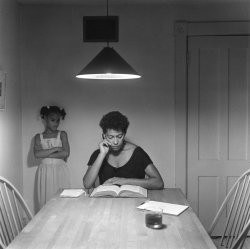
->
60;189;86;198
137;200;189;216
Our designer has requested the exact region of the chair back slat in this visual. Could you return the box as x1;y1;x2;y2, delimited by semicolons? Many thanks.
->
0;205;10;246
4;184;20;237
227;177;249;248
0;176;33;248
0;185;15;242
12;191;24;230
231;219;250;249
220;179;241;246
235;177;250;237
0;237;5;249
244;208;250;231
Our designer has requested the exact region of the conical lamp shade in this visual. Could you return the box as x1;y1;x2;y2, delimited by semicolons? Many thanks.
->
76;47;141;79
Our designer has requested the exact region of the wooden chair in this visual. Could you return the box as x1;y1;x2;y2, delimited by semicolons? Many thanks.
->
208;169;250;249
0;176;33;248
0;238;5;249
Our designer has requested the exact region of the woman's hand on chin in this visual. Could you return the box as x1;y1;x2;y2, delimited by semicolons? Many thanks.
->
99;140;112;155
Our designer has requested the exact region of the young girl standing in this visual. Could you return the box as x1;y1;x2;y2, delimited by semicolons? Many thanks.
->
34;105;71;208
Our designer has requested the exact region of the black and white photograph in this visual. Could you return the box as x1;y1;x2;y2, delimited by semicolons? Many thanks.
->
0;0;250;248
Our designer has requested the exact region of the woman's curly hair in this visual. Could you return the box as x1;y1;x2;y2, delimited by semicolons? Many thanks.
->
40;105;66;120
99;111;129;134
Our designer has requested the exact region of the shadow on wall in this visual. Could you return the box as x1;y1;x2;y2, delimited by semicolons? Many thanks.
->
27;136;40;214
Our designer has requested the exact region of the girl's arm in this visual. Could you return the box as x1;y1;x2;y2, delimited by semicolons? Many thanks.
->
103;164;164;190
83;140;110;189
34;134;62;158
48;131;70;160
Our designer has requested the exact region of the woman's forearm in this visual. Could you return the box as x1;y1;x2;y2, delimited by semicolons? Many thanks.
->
127;178;164;190
83;153;106;189
109;177;164;190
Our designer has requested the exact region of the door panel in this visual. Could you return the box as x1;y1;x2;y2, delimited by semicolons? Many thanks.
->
187;36;250;232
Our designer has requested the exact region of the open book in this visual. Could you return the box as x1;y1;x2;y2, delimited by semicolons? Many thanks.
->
90;184;147;198
137;200;189;216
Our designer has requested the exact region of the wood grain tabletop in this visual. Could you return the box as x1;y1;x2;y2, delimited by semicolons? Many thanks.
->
6;188;216;249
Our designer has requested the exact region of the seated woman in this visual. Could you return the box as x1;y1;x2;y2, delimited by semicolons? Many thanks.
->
83;111;164;190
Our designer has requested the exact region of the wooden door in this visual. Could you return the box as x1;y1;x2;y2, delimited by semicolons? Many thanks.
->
187;36;250;232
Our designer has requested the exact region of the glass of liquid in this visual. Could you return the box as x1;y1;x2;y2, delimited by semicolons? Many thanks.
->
145;207;163;229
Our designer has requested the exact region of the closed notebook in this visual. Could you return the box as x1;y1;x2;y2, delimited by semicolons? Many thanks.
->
90;184;147;198
60;189;86;198
137;200;189;216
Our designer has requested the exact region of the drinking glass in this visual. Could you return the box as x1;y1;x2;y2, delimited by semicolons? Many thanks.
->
145;207;163;229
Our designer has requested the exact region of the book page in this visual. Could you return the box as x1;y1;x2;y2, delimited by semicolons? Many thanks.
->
137;201;189;216
90;185;121;197
60;189;86;198
119;185;147;197
120;185;141;193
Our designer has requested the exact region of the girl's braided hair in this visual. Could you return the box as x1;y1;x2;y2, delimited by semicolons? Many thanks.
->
40;105;66;120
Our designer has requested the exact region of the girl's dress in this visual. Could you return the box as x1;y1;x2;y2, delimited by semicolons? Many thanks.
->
37;131;70;208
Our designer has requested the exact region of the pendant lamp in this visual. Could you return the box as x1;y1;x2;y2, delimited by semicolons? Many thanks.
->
76;0;141;80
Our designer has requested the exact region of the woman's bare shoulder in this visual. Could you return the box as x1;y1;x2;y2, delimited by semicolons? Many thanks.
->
124;141;137;151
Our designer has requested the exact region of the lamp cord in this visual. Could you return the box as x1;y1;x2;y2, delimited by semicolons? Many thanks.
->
106;0;109;47
106;0;109;16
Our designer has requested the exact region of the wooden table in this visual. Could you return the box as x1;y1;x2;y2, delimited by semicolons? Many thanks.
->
7;188;216;249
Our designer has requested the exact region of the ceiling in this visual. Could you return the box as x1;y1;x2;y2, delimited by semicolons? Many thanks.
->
17;0;248;4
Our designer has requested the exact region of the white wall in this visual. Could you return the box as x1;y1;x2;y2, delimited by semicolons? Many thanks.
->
0;0;22;191
20;2;250;213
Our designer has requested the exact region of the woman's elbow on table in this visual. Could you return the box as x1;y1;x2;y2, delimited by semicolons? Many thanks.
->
83;175;90;188
157;178;164;190
146;164;164;190
83;179;92;189
150;177;164;190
